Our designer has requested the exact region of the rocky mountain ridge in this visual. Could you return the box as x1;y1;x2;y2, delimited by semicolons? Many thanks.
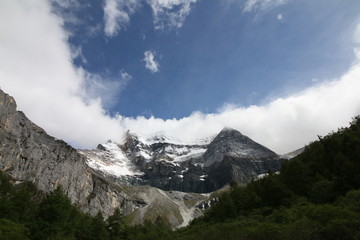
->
0;88;288;228
81;126;284;193
0;88;209;227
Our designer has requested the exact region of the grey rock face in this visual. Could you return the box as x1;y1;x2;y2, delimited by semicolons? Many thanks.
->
0;90;91;202
203;127;279;167
201;128;283;189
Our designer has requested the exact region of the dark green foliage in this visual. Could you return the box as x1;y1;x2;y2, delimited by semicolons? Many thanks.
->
0;172;16;219
72;211;110;240
0;218;30;240
31;186;81;240
107;208;126;240
11;182;38;223
0;172;13;195
127;220;172;240
280;158;312;196
251;173;293;207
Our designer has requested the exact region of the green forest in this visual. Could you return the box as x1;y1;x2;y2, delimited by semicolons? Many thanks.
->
1;116;360;240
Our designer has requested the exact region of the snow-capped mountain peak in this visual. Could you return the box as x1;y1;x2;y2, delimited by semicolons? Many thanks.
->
80;128;283;193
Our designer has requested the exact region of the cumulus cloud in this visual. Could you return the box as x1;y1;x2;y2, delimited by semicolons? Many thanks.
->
0;0;125;148
146;0;198;30
243;0;288;12
143;51;160;73
103;0;141;37
1;0;360;155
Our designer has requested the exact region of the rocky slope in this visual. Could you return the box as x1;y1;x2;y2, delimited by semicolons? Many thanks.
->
0;88;209;228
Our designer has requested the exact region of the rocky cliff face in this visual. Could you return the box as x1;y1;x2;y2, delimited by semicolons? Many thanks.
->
0;89;207;228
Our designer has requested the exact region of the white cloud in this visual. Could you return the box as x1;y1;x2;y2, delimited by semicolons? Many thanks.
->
121;64;360;153
103;0;141;37
0;0;125;148
1;0;360;156
277;13;283;21
143;51;160;73
244;0;288;12
146;0;198;30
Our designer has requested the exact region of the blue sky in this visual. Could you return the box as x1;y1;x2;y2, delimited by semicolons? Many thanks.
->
60;0;359;118
1;0;360;153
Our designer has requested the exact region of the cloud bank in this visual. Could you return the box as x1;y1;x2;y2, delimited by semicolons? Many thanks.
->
1;0;360;154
